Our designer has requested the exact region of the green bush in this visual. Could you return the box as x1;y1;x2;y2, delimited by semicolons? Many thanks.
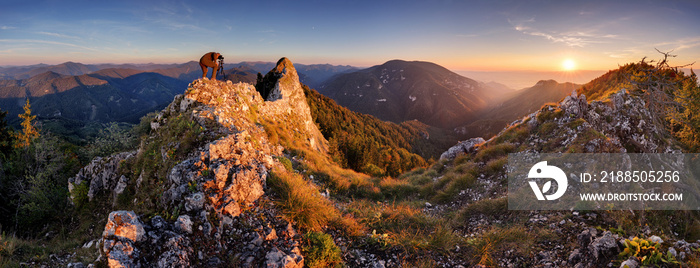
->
302;231;344;268
277;156;294;172
72;182;89;209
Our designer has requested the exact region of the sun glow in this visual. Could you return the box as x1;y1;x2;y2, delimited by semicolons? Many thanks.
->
562;59;576;71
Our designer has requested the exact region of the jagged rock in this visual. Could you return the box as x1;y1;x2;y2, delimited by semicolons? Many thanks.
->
439;137;485;161
559;91;588;117
265;247;303;268
155;234;193;268
265;228;278;241
284;223;296;238
668;247;677;257
162;158;199;206
103;211;146;243
567;249;581;264
251;232;264;247
174;215;193;234
68;151;136;203
113;175;129;204
102;211;146;268
103;240;139;268
588;231;619;261
184;192;204;212
577;229;593;249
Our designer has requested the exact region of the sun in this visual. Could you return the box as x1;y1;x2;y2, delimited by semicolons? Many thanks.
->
562;59;576;71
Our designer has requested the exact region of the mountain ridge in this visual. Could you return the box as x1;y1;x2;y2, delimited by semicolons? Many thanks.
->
318;59;511;129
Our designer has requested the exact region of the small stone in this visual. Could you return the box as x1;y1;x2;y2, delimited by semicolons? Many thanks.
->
265;228;278;241
668;247;677;257
285;223;296;238
649;235;663;244
568;249;581;264
620;258;638;268
251;232;263;247
151;215;166;229
185;192;205;212
83;240;95;249
67;263;85;268
175;215;193;234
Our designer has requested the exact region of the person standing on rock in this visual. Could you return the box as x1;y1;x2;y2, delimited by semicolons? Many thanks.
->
199;52;224;80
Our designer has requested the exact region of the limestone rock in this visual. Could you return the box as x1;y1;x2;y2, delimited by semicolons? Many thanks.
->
588;231;620;261
68;151;135;203
102;211;146;268
103;211;146;243
265;247;303;268
439;137;485;161
156;234;192;268
174;215;193;234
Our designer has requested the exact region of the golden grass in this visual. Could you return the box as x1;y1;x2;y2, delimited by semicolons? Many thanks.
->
267;167;339;232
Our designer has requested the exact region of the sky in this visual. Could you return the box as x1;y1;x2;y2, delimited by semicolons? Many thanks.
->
1;0;699;75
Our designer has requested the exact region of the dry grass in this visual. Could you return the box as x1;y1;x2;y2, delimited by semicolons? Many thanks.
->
467;225;533;267
267;167;339;232
346;200;463;254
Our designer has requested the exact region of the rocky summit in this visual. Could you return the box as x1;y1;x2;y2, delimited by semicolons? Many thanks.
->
66;58;327;267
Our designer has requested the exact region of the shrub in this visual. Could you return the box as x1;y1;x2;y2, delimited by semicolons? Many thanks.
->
302;231;344;268
71;182;89;210
619;236;679;266
277;156;294;172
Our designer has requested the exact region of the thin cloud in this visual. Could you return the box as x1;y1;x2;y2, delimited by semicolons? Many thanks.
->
510;20;616;47
456;33;479;38
1;26;16;30
37;31;81;40
0;39;98;52
655;37;700;52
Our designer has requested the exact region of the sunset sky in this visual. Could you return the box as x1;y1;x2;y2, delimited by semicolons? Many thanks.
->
1;0;699;74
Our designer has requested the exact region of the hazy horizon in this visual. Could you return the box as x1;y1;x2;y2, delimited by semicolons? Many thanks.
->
1;0;698;73
0;57;614;89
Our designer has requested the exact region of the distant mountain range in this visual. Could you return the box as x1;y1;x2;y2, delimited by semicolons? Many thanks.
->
317;60;513;129
0;69;188;124
1;59;582;143
0;61;357;126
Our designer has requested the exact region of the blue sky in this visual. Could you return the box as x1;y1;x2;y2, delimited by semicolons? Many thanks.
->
1;0;699;72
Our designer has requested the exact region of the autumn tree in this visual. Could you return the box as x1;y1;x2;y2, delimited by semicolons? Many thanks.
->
14;99;39;148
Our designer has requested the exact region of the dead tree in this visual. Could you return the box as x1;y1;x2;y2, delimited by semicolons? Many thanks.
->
624;49;695;132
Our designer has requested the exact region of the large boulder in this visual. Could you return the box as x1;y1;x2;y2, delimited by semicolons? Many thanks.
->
102;211;146;268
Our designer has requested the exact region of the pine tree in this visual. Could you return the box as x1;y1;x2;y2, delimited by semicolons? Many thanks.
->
0;109;13;158
14;99;39;148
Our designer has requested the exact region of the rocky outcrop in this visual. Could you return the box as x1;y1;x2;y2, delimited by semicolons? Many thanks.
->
439;137;485;161
68;151;135;204
89;58;323;267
